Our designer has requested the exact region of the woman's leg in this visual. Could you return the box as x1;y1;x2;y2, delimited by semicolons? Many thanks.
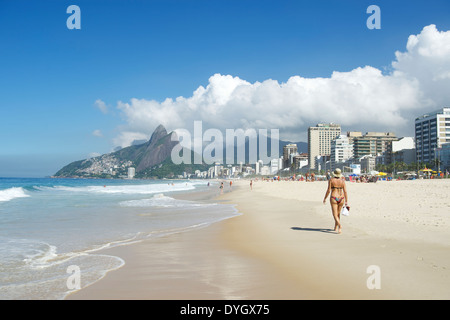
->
336;202;344;233
330;201;342;233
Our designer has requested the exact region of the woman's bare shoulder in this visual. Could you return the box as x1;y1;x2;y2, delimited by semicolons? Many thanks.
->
330;178;345;187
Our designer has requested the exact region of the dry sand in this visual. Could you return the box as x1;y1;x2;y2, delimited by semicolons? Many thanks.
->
67;178;450;300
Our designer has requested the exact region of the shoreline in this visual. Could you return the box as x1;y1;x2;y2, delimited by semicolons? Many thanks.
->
67;178;450;300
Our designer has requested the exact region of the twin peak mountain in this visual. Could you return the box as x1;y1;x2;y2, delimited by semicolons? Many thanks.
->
54;125;307;178
54;125;206;179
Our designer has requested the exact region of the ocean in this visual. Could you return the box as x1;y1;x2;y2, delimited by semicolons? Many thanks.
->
0;177;238;299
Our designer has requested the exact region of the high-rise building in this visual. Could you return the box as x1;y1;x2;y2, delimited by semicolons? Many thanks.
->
255;159;263;175
390;137;416;165
350;131;398;162
415;107;450;164
439;143;450;172
270;158;283;174
283;144;297;168
308;123;341;169
293;153;308;170
346;131;363;148
360;155;377;173
127;167;135;179
330;135;353;170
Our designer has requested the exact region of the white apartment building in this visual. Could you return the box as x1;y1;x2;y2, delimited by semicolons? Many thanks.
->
415;107;450;163
255;159;264;175
127;167;135;179
391;137;416;164
308;123;341;169
270;157;283;174
330;135;353;170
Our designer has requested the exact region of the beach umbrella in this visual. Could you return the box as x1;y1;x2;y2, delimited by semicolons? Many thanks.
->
369;170;379;175
378;172;387;176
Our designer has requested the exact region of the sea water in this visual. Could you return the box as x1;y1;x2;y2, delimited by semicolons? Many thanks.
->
0;177;238;299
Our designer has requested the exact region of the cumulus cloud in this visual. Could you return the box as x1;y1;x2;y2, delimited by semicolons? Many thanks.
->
109;24;450;147
392;24;450;110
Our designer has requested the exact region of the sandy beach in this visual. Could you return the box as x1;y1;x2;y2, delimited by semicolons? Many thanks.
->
67;178;450;300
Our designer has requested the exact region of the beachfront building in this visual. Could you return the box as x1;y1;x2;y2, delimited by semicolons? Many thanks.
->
255;159;264;175
330;135;353;170
350;131;398;162
360;155;377;173
214;162;222;177
283;144;298;168
207;167;215;178
270;158;283;174
415;107;450;164
346;131;363;147
376;136;416;166
260;165;270;175
391;137;416;165
332;161;361;175
439;143;450;172
293;153;308;170
127;167;135;179
314;155;331;172
308;123;341;170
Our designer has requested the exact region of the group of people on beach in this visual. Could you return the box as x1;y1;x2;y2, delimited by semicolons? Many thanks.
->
218;181;233;194
353;175;378;183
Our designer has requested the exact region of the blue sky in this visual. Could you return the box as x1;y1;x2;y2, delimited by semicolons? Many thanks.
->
1;0;450;177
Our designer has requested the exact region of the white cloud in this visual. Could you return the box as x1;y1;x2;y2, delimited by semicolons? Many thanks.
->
392;24;450;110
92;129;103;137
94;99;109;114
108;24;450;147
112;131;150;149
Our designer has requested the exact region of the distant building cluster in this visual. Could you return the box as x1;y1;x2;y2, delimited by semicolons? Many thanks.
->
76;155;134;178
69;107;450;180
307;107;450;175
209;107;450;178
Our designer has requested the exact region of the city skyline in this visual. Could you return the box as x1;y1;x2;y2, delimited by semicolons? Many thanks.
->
1;1;450;177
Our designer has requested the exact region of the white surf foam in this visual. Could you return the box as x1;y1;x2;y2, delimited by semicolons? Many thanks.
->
119;193;218;208
41;182;198;195
0;187;30;202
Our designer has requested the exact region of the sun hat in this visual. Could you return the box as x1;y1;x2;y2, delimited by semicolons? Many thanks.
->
332;168;342;178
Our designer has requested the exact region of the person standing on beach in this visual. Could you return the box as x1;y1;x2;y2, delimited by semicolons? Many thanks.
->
220;182;224;194
323;168;349;234
250;180;253;190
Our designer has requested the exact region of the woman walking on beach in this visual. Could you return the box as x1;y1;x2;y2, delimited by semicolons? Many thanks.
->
323;168;349;234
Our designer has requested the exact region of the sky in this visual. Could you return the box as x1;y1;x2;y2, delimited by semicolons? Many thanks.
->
1;0;450;177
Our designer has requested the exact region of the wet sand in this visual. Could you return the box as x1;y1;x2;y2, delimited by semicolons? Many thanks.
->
67;178;450;300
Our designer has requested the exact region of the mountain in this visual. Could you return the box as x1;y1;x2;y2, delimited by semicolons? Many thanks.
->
54;124;308;179
53;125;208;179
